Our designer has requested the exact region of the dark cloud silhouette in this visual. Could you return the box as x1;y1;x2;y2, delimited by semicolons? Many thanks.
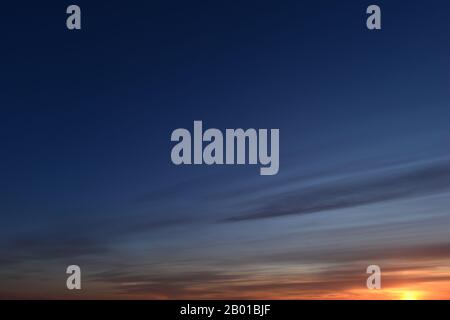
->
254;242;450;265
225;160;450;222
0;215;193;267
0;257;20;267
9;235;111;260
90;269;248;298
91;269;241;284
85;244;450;299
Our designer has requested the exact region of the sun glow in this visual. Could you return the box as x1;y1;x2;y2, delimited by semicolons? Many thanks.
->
400;291;421;300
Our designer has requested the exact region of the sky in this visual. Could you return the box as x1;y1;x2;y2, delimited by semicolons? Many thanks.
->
1;0;450;299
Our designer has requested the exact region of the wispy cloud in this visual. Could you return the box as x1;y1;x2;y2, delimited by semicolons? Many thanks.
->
224;159;450;221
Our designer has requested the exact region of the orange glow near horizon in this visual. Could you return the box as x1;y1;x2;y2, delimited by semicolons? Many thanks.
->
312;282;450;300
400;291;420;300
4;264;450;300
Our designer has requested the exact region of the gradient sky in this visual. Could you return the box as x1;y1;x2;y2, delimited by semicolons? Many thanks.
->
1;0;450;299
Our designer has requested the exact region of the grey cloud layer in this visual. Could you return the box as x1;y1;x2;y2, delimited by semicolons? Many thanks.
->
225;159;450;221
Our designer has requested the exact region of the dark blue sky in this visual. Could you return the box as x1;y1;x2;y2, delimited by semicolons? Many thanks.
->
1;1;450;298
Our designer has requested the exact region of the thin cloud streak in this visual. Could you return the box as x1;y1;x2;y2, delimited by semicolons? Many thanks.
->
224;159;450;222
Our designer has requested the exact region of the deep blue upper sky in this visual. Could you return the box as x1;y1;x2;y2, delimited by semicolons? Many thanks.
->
1;1;450;298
